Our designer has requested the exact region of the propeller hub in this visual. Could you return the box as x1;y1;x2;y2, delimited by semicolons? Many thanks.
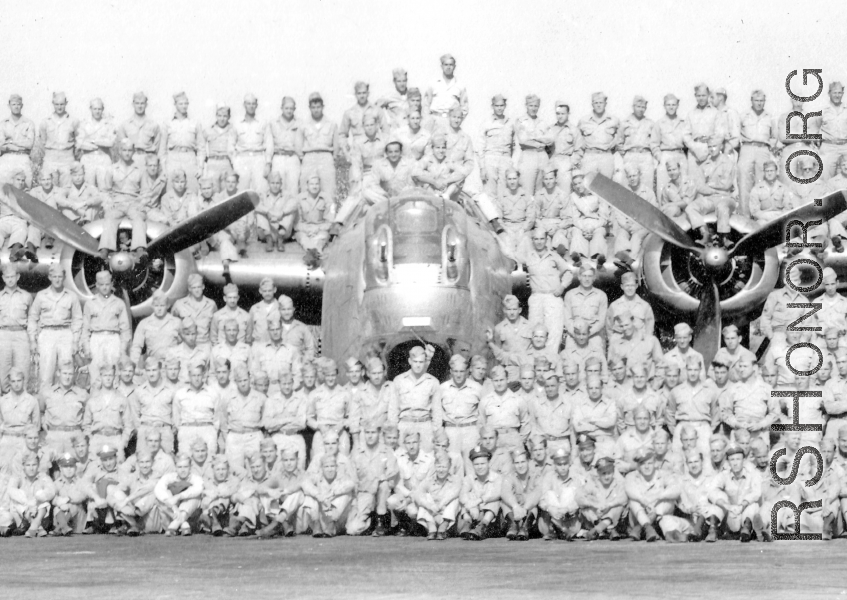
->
701;246;729;270
109;251;135;273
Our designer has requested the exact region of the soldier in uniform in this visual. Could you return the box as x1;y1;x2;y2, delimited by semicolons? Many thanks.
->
375;67;410;133
173;361;220;454
538;446;582;540
563;265;608;353
735;90;777;215
709;443;764;542
612;164;656;264
233;94;268;193
605;272;655;342
549;101;584;195
0;94;36;187
0;367;40;471
495;167;536;254
676;450;724;542
424;54;469;129
624;447;682;541
388;346;441;453
616;95;655;190
2;452;56;537
83;364;133;461
265;96;303;199
577;456;627;540
0;264;32;390
80;271;130;390
161;92;204;194
534;165;571;251
659;158;697;217
668;354;717;460
748;160;791;223
477;94;514;197
820;82;847;180
220;365;265;470
155;453;205;536
760;268;811;347
568;170;609;262
98;138;147;259
301;453;355;538
38;91;78;187
651;94;688;197
685;135;738;247
117;92;161;170
203;104;236;192
299;93;339;206
75;98;116;190
515;95;552;195
577;92;619;178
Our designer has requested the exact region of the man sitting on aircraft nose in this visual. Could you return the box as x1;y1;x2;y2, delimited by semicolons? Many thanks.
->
659;158;696;218
568;170;609;264
612;164;656;268
748;160;790;224
0;169;39;262
331;141;415;236
99;138;148;261
685;134;737;248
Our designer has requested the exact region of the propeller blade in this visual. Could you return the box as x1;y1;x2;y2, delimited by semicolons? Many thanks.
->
120;285;133;321
584;172;699;252
730;189;847;258
692;279;722;367
146;191;260;256
3;184;101;257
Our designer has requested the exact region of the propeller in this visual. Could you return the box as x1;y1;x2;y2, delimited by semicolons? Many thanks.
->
3;184;100;256
585;173;847;365
584;172;700;252
147;191;260;256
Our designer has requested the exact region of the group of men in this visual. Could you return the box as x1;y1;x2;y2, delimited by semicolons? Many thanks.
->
4;58;847;272
0;244;845;543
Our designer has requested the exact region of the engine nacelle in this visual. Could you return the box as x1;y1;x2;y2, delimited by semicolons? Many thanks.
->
60;219;194;318
641;214;780;317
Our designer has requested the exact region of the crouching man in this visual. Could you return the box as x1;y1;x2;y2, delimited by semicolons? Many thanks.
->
458;445;504;540
301;454;355;538
538;447;581;540
624;447;682;541
708;443;763;542
413;450;462;540
256;449;307;539
576;456;627;540
111;452;164;535
346;421;398;536
155;453;204;536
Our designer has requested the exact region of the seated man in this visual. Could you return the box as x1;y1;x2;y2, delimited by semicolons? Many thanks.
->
458;445;504;541
538;447;581;540
138;154;167;217
60;162;102;224
412;133;466;201
254;170;287;252
152;168;192;225
50;452;90;536
387;430;433;536
501;448;541;541
749;160;790;223
200;455;239;536
216;172;254;261
568;170;608;263
28;170;63;249
282;172;332;256
1;452;56;537
226;453;285;537
495;167;536;255
676;450;724;542
685;135;737;247
708;443;763;542
659;158;696;218
112;451;165;535
534;165;571;251
82;443;122;534
99;138;147;261
612;164;656;265
154;452;205;536
255;449;307;538
301;454;355;538
0;169;39;261
413;449;462;540
576;456;627;540
624;447;682;542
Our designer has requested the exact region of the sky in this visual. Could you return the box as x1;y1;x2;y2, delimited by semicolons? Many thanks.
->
1;0;842;134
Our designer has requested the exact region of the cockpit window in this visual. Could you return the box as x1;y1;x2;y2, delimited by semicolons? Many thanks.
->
393;201;438;234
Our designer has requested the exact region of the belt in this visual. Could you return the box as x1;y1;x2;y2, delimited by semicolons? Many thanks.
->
304;149;332;154
91;330;120;335
207;154;230;160
95;428;121;436
134;149;155;154
1;430;26;437
182;421;214;427
400;416;432;423
4;150;30;155
0;326;25;331
228;427;260;435
623;148;650;154
82;148;109;154
48;426;82;432
584;148;611;154
140;421;172;427
444;421;478;428
520;146;545;152
741;141;770;148
169;146;196;153
273;150;297;156
40;325;70;330
236;150;264;156
44;148;73;154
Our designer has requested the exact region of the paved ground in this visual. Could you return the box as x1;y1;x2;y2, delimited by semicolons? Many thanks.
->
1;535;844;600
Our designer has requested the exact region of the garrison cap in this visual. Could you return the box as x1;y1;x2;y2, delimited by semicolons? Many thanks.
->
392;67;407;78
9;94;22;103
633;448;655;464
259;437;278;450
52;91;67;102
223;283;239;295
69;162;84;175
571;168;585;180
469;445;492;460
181;317;197;331
633;95;647;104
674;323;692;335
321;358;338;373
542;163;558;176
345;356;362;370
188;273;204;286
823;267;837;283
449;354;468;369
663;93;679;103
366;356;384;371
308;92;323;104
491;94;506;104
470;355;488;368
58;452;77;467
714;87;728;96
132;91;148;102
190;438;208;450
620;271;637;284
591;92;607;102
526;94;540;104
1;264;18;276
408;346;426;360
173;91;188;102
555;99;569;109
502;294;520;308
